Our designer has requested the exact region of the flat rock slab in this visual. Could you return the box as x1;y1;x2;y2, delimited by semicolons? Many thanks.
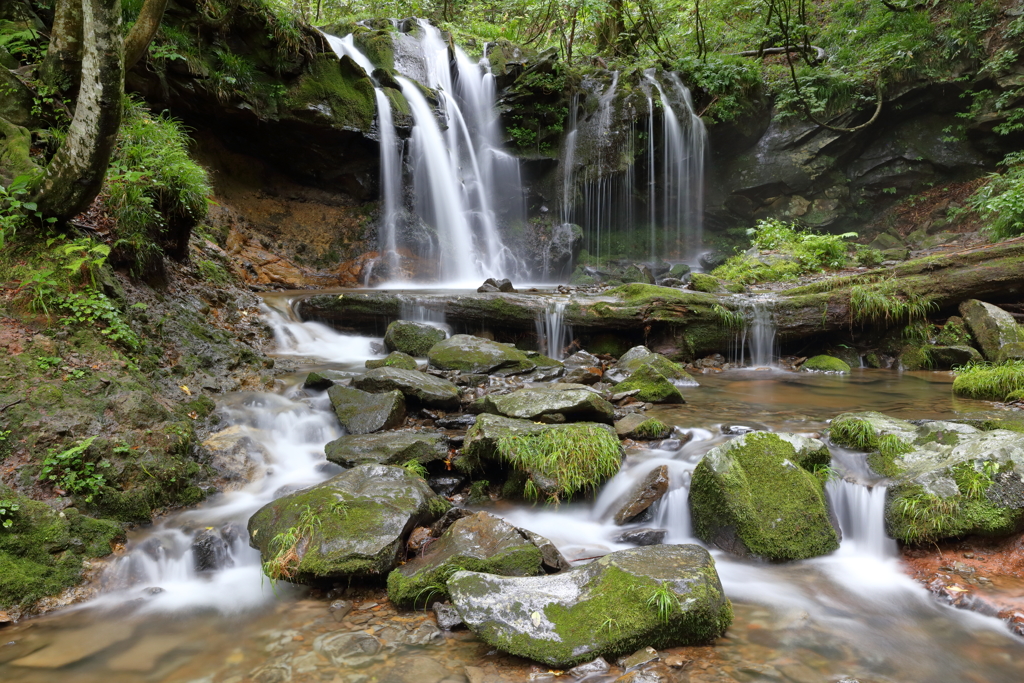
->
354;367;461;410
448;544;732;667
12;623;135;668
328;385;406;434
473;387;615;423
248;464;444;581
325;430;449;468
428;334;536;375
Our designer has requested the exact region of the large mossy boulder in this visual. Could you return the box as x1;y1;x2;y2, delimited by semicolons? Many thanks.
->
384;320;447;357
612;364;686;404
462;415;622;502
324;431;448;468
608;346;697;386
690;432;839;561
327;386;406;434
247;465;446;582
801;355;850;373
353;367;461;410
428;335;536;375
386;511;544;608
960;300;1022;361
472;387;615;424
447;545;732;668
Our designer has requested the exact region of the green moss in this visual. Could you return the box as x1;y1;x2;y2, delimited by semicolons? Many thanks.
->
899;344;933;371
467;480;491;505
289;54;375;130
952;361;1024;401
632;418;671;439
867;434;912;478
607;283;690;303
802;355;851;373
689;273;724;293
614;364;685;404
366;351;418;370
354;30;395;70
829;416;878;450
690;433;839;561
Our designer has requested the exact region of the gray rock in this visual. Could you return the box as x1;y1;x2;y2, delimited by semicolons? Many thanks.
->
518;527;573;572
304;370;355;391
607;346;698;386
192;526;236;572
614;414;672;440
427;474;466;497
354;367;461;410
447;545;732;668
928;345;983;369
428;335;537;375
329;599;353;621
568;657;610;678
384;320;447;357
201;426;268;490
619;646;659;669
477;283;500;293
564;350;602;371
247;464;444;581
366;351;419;371
960;299;1023;361
324;431;448;468
327;386;406;434
615;528;667;546
472;387;615;424
563;366;603;385
609;466;670;525
313;631;382;668
432;602;464;630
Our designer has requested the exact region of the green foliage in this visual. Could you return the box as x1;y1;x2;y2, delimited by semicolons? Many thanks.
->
869;434;912;478
849;277;936;327
38;436;110;503
62;290;141;350
402;458;428;478
644;581;681;624
965;153;1024;241
1;175;56;249
712;219;856;284
0;498;19;530
262;503;323;584
952;360;1024;401
829;416;876;450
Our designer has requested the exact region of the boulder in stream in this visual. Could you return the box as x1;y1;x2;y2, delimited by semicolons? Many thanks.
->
801;355;851;373
690;432;840;561
384;320;447;357
447;544;732;667
607;465;670;525
386;511;544;607
614;414;672;440
471;387;615;424
960;300;1022;361
607;346;698;386
366;351;419;371
327;385;406;434
353;367;461;410
428;334;537;375
611;364;686;404
324;431;448;468
247;464;446;582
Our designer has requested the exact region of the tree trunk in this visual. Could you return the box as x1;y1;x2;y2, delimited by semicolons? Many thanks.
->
39;0;84;90
124;0;169;71
32;0;124;222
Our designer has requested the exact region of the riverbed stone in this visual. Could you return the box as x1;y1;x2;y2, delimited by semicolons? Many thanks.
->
247;464;445;582
366;351;419;370
384;320;447;357
615;414;672;440
313;630;383;668
609;465;671;525
327;386;406;434
472;387;615;424
324;431;448;468
518;527;573;572
801;355;851;373
386;511;544;607
608;346;698;386
304;370;354;391
960;300;1023;361
929;345;983;369
447;544;732;668
353;367;461;410
428;334;536;375
690;432;839;561
616;528;667;546
611;364;686;404
201;425;268;490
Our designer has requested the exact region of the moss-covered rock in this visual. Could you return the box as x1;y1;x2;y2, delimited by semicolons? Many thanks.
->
960;300;1023;362
953;362;1024;401
462;415;622;501
287;54;376;131
447;544;732;668
609;346;698;386
353;367;461;410
366;351;418;370
327;386;406;434
303;369;354;390
324;431;448;468
612;364;686;404
247;464;445;583
386;511;544;608
614;413;672;440
928;345;982;369
428;334;536;375
0;491;122;609
689;273;725;293
471;387;614;424
801;355;851;373
383;320;447;357
690;432;838;561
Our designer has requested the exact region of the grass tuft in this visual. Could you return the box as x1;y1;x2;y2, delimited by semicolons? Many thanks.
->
952;360;1024;401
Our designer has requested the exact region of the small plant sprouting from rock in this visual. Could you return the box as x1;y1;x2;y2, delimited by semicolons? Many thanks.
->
402;459;428;479
262;504;323;585
849;278;936;328
38;436;110;503
0;498;20;529
828;416;876;450
643;581;681;624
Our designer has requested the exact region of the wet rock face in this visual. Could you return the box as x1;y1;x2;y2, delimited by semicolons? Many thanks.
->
690;432;839;561
324;431;448;468
608;346;698;386
366;351;419;370
384;321;447;357
201;426;268;490
609;465;671;525
327;385;406;434
247;464;445;582
447;544;732;668
614;414;672;440
611;364;686;404
472;387;614;424
960;300;1023;362
428;335;537;375
386;511;544;607
353;367;461;410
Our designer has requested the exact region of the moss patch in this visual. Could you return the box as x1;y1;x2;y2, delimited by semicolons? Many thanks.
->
952;361;1024;401
802;355;851;373
289;54;376;130
614;364;686;403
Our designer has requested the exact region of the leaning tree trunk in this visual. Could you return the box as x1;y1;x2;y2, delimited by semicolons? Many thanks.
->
124;0;169;71
32;0;124;222
39;0;84;90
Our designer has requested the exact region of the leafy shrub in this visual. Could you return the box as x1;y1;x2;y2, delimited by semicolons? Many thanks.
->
712;219;856;284
966;153;1024;241
38;436;110;503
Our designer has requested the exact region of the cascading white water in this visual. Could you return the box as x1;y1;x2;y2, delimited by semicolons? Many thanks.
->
735;297;778;368
827;479;897;558
535;299;570;360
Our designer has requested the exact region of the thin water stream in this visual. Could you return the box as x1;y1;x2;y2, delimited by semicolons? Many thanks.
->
1;293;1023;683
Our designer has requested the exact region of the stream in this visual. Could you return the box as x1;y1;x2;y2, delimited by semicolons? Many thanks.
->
2;291;1024;683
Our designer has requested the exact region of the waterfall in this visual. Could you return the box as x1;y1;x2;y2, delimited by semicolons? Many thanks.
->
735;297;778;368
535;300;570;360
827;479;897;558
